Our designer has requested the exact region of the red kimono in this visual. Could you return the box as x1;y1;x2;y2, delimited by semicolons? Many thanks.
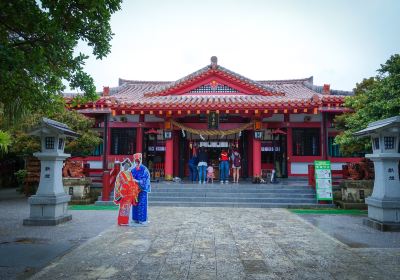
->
114;170;140;225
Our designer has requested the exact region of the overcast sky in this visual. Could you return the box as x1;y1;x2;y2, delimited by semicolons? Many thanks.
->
72;0;400;93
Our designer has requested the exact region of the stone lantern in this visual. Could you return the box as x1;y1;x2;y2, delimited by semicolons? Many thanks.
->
23;118;79;226
354;116;400;231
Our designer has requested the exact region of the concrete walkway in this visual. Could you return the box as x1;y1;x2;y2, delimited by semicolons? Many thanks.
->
28;207;400;280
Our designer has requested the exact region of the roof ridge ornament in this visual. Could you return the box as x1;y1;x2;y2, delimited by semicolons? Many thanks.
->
211;56;218;69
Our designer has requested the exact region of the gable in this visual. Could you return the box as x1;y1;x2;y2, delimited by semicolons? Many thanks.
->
188;80;239;93
143;59;285;97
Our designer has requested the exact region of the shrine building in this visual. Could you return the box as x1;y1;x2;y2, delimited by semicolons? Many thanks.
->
70;57;361;180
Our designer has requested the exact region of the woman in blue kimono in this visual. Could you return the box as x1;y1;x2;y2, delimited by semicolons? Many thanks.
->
131;153;151;225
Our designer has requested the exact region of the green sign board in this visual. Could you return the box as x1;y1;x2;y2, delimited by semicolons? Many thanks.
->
208;112;219;129
314;160;333;201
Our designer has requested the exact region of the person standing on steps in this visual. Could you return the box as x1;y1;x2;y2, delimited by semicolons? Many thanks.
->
197;147;208;184
188;154;199;183
219;149;229;184
231;148;241;183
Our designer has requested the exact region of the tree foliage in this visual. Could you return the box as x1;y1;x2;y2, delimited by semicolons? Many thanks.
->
0;0;122;127
11;108;101;156
335;54;400;155
0;130;11;153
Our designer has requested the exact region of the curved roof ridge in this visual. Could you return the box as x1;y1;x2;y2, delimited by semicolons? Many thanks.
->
216;65;277;93
257;76;313;84
303;80;353;96
119;78;171;86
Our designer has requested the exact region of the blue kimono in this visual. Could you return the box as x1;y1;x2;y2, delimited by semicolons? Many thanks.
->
131;164;151;223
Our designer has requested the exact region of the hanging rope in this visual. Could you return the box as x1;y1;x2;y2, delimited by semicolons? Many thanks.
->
170;120;253;136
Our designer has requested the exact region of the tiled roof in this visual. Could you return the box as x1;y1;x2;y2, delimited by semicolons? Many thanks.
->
84;59;353;111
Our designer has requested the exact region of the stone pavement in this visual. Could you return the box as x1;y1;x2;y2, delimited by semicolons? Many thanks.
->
28;207;400;280
0;190;116;280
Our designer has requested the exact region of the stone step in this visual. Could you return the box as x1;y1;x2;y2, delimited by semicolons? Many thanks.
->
149;189;315;194
148;201;334;208
152;183;311;189
149;197;316;203
149;192;316;198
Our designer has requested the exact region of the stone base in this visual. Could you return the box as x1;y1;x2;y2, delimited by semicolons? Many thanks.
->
366;197;400;223
24;193;71;226
335;200;367;210
23;214;72;226
363;218;400;232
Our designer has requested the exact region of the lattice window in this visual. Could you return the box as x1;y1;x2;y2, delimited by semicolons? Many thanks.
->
188;84;239;93
384;136;395;150
292;128;320;156
45;137;55;149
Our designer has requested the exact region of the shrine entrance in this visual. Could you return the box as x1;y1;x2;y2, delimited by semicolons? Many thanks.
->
178;132;246;180
260;128;288;178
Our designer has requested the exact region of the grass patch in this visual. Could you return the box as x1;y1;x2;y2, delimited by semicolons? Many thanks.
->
290;209;367;215
69;205;118;211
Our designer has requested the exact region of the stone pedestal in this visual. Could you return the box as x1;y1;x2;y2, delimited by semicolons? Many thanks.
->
364;154;400;231
24;153;72;226
23;118;79;226
354;116;400;232
23;194;71;226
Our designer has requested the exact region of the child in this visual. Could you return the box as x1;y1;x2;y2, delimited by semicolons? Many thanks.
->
206;163;214;184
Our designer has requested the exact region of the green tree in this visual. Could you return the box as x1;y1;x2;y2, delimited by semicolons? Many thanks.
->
0;130;11;153
335;54;400;155
11;108;102;156
0;0;122;127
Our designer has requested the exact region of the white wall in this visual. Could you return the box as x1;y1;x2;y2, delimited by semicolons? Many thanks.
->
291;161;346;175
88;161;102;169
290;162;310;175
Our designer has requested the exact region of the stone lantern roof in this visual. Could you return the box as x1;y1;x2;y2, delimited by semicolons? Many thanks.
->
354;116;400;137
29;118;79;138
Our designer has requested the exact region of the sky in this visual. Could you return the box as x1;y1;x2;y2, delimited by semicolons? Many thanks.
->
72;0;400;93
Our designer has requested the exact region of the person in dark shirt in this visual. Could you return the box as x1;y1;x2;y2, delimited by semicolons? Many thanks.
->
197;148;208;184
188;154;199;182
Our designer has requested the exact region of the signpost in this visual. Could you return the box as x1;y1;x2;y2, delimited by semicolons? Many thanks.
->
314;160;333;202
208;112;219;129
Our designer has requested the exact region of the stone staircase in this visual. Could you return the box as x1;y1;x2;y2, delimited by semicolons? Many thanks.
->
148;179;333;208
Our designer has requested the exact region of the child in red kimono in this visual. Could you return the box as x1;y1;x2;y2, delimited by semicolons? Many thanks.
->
114;159;140;226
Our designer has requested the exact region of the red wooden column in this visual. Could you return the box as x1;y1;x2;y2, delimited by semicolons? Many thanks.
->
286;127;293;176
136;126;143;153
136;115;144;153
165;136;173;180
252;132;261;179
164;120;173;180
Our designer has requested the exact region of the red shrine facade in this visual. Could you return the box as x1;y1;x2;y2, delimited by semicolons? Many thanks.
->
71;57;361;180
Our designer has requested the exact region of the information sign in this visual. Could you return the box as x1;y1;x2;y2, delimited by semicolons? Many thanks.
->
314;160;333;201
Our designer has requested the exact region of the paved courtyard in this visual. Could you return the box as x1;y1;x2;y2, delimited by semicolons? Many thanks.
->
1;187;400;280
28;207;400;280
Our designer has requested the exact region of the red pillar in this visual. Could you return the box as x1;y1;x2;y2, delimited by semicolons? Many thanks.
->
102;170;110;201
252;133;261;179
136;126;143;153
286;127;292;176
165;136;173;181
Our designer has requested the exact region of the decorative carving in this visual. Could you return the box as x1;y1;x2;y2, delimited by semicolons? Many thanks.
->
347;158;374;180
63;160;85;178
